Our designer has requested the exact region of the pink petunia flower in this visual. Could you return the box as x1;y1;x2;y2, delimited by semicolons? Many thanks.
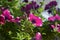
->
51;25;55;28
28;13;43;27
48;16;55;21
2;9;16;23
15;17;20;23
1;8;21;24
0;15;5;25
7;15;15;22
2;9;11;18
48;14;60;21
35;32;42;40
57;24;60;32
51;24;60;32
55;14;60;20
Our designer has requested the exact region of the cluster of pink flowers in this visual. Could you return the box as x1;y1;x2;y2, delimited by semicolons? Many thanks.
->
0;7;43;40
48;14;60;21
0;8;20;25
48;14;60;32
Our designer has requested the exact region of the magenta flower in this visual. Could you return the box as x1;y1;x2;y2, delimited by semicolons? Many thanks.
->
55;14;60;20
0;15;5;25
28;13;43;27
48;14;60;21
2;9;15;22
7;15;15;22
51;25;55;29
35;32;42;40
15;17;20;23
51;24;60;32
2;9;11;20
48;16;55;21
2;9;11;17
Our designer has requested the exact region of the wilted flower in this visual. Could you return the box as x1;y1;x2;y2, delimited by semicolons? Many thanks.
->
34;5;39;9
49;1;57;7
25;4;32;11
35;32;42;40
31;1;39;9
45;4;50;10
45;1;57;10
21;7;26;12
0;15;5;25
28;13;43;27
21;1;39;13
21;4;31;14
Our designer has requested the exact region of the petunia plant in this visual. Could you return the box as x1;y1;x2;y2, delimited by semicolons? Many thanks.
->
0;0;60;40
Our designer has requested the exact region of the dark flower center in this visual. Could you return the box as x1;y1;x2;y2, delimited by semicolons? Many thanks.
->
8;0;12;2
48;10;52;13
5;16;8;20
32;19;36;24
23;0;28;3
57;25;60;29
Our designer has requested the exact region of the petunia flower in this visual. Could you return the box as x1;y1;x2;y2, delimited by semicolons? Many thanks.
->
15;17;20;23
2;9;11;20
2;9;16;23
35;32;42;40
7;15;15;22
55;14;60;20
51;24;60;32
48;14;60;21
0;15;5;25
48;16;55;21
28;13;43;27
